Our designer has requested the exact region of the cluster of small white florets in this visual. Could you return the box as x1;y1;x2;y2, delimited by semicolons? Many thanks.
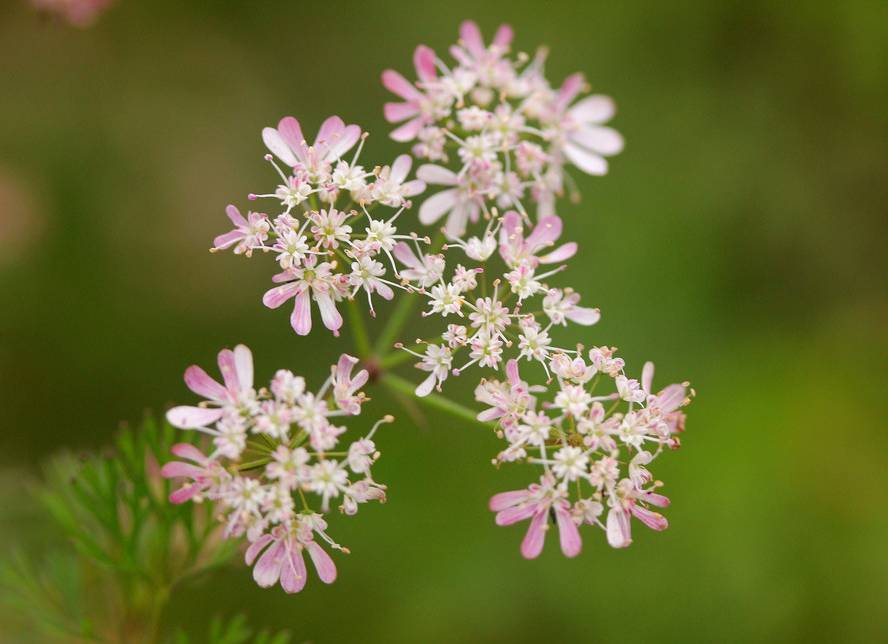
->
481;356;693;558
162;345;391;593
212;115;430;335
382;19;624;237
397;208;599;396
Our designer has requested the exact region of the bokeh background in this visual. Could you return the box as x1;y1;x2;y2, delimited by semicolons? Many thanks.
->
1;1;887;642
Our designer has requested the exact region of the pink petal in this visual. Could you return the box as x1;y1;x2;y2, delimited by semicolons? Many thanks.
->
606;508;632;548
414;372;437;397
213;230;244;250
314;292;343;334
233;344;254;391
336;354;358;382
392;242;419;268
165;406;223;429
413;44;437;82
389;116;424;142
563;143;608;176
169;483;201;504
571;126;624;156
641;492;671;508
401;179;426;198
224;204;247;227
381;69;421;101
555;504;582;558
496;504;537;526
384;101;419;123
505;359;521;385
558;72;586;109
565;305;601;326
459;20;485;57
631;505;669;531
489;489;528;512
391;154;412;184
280;545;308;593
262;127;298;167
526;215;562;249
375;281;394;300
520;509;548;559
183;365;228;402
476;407;505;422
418;188;457;225
262;281;301;309
655;384;686;413
326;124;361;160
493;24;514;48
160;461;203;479
216;349;240;394
245;534;274;566
277;116;306;160
641;361;655;395
538;242;577;264
315;115;345;148
291;289;312;336
416;164;457;185
252;539;285;588
306;541;337;584
170;443;207;463
569;95;616;124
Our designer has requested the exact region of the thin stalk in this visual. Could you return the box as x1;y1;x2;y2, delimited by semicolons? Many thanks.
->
373;294;417;356
346;298;372;359
381;373;480;426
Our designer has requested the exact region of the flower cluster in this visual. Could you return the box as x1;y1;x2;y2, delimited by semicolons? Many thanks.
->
398;209;599;396
482;358;692;557
382;19;624;236
162;345;392;593
213;115;428;335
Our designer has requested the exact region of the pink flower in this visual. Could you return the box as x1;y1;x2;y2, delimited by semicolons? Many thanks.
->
331;354;369;415
553;73;625;176
382;45;440;142
161;443;228;504
263;255;349;336
641;361;689;435
212;205;270;255
262;115;361;176
449;20;515;88
474;359;535;425
498;211;577;267
415;164;485;236
542;288;600;326
392;242;445;288
490;474;581;559
606;479;670;548
369;155;426;207
166;344;255;429
245;525;337;594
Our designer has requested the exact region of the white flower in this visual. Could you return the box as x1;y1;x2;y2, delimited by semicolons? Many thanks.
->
554;384;592;417
552;446;589;482
428;283;464;317
616;375;645;403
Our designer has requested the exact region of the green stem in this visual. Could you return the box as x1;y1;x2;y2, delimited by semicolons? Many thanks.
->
381;373;480;426
373;294;417;356
346;298;372;359
378;348;417;370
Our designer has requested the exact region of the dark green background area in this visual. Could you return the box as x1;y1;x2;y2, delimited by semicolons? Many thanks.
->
1;1;886;642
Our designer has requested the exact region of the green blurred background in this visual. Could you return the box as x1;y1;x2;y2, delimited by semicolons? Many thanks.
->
1;0;886;642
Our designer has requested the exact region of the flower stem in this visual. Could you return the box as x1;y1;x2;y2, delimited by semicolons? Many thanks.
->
346;298;372;359
381;373;480;426
372;294;417;357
